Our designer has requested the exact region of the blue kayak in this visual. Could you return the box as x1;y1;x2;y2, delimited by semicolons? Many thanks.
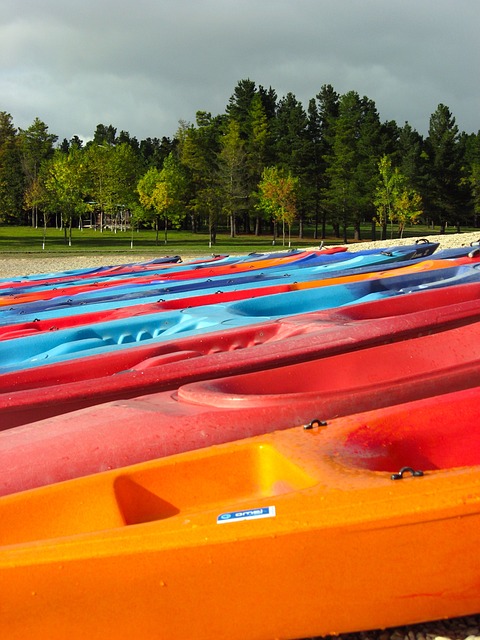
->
0;260;479;375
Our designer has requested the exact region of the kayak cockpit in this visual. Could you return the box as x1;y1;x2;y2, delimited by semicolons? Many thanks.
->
337;413;480;472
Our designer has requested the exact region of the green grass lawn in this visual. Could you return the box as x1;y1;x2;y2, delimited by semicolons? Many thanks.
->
0;224;476;257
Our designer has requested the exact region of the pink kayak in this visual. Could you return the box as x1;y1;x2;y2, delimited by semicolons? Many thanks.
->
1;306;480;495
2;280;480;429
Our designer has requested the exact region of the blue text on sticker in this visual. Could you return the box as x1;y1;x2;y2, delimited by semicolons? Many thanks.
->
217;506;276;524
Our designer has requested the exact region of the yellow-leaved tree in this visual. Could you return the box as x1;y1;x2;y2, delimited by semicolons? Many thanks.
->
257;166;298;246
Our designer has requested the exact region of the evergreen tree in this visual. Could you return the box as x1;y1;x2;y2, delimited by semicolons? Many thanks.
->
323;91;363;242
272;92;310;236
354;96;383;239
245;93;271;234
219;118;247;237
117;130;139;152
424;104;466;231
0;112;24;223
18;117;58;227
59;138;70;153
258;85;278;121
314;84;340;238
461;131;480;227
70;135;84;149
139;136;175;169
396;123;425;191
323;91;382;241
226;79;257;138
178;112;223;244
91;124;117;147
305;98;322;238
226;80;276;233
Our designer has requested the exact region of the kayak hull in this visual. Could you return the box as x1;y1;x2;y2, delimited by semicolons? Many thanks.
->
1;313;480;494
1;386;479;639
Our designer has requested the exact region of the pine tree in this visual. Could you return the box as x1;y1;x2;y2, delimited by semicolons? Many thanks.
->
0;112;24;223
219;119;247;237
18;117;58;227
272;93;309;236
314;85;340;238
424;104;466;231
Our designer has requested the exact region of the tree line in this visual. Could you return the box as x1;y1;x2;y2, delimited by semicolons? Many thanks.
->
1;79;479;245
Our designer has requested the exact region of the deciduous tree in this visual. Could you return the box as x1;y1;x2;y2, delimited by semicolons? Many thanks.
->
43;147;89;245
257;166;298;246
137;153;187;244
374;155;423;238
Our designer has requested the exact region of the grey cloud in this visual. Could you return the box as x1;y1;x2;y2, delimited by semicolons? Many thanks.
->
1;0;479;141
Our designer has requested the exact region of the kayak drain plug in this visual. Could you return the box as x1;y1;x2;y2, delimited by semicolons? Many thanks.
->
391;466;424;480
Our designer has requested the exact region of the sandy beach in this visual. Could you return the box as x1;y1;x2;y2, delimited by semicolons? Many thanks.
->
1;232;480;279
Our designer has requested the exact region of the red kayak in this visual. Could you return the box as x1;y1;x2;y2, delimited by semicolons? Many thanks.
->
1;306;480;495
2;280;480;429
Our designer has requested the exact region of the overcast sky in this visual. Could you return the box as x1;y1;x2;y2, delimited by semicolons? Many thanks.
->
1;0;479;143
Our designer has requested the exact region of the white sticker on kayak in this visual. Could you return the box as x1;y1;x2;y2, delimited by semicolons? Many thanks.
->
217;506;276;524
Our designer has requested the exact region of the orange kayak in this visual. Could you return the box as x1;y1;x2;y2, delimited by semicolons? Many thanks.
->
0;384;479;639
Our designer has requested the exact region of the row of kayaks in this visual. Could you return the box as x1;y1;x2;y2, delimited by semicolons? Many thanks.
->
1;239;480;639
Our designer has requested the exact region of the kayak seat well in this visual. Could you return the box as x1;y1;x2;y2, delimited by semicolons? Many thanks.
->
176;324;480;408
337;414;480;472
114;444;317;526
0;446;316;545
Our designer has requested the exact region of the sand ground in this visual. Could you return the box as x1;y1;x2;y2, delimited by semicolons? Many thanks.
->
1;232;480;278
